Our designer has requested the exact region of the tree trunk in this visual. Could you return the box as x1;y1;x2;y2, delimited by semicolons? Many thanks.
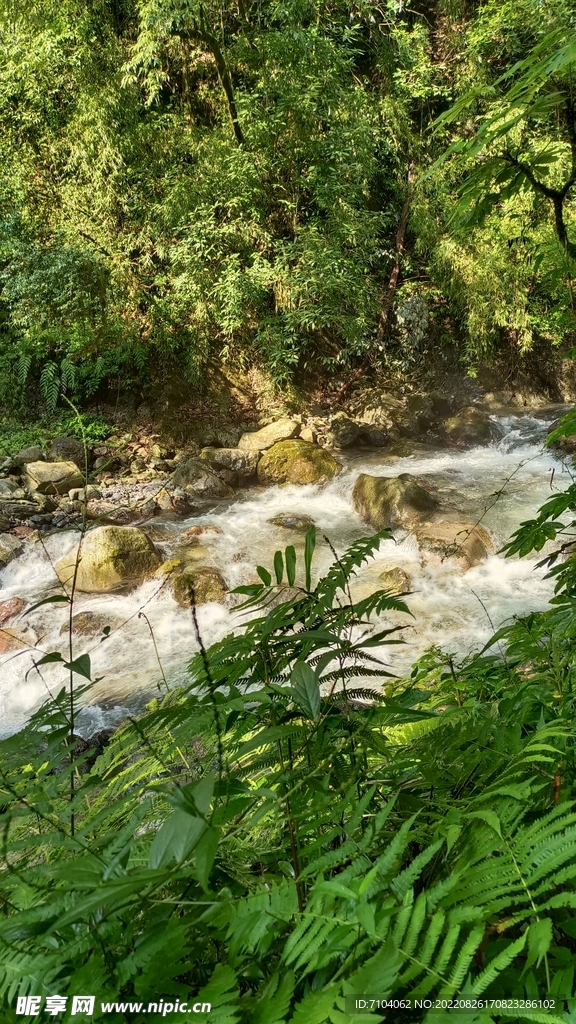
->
376;163;415;344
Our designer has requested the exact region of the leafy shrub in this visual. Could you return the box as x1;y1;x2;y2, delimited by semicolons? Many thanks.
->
0;526;575;1021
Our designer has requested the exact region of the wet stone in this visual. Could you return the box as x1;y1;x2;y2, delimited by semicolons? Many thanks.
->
268;513;316;531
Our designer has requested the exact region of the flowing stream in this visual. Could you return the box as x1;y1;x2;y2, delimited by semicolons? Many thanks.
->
0;409;572;738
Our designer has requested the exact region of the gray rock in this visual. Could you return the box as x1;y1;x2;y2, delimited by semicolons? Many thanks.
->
352;472;439;531
199;447;260;484
49;436;86;468
68;485;102;502
406;394;435;431
0;533;23;565
326;412;360;449
0;479;19;497
14;446;45;466
352;390;420;437
0;457;15;475
428;392;453;418
0;499;48;520
172;458;234;498
238;419;300;452
357;426;389;447
25;461;84;495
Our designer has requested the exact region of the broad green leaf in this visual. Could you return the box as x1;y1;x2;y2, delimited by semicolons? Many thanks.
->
285;545;296;586
149;811;206;869
274;550;284;584
291;661;320;721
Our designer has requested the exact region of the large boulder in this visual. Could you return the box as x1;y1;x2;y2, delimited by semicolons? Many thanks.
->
49;436;86;468
172;458;234;498
257;440;342;486
416;521;494;570
172;566;227;607
443;406;492;446
238;419;300;452
199;447;260;485
54;525;161;593
25;461;83;495
326;412;360;449
352;390;419;438
352;473;438;531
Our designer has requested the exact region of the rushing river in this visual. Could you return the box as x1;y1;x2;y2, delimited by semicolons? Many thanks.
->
0;408;571;737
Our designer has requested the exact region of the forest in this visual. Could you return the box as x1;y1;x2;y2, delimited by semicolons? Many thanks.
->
1;0;576;1022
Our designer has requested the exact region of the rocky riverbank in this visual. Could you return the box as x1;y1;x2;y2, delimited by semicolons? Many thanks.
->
0;383;571;645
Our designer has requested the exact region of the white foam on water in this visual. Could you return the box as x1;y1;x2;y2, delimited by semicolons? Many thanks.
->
0;410;571;735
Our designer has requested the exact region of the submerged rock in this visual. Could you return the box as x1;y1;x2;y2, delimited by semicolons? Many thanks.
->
25;460;83;495
0;596;26;625
416;521;494;570
0;627;37;654
352;473;438;531
258;440;342;486
60;611;124;637
172;566;227;607
55;525;161;593
443;406;492;446
268;513;316;531
172;457;234;498
379;567;412;592
238;419;300;452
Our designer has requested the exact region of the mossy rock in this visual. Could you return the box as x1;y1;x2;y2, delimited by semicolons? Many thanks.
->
55;526;161;593
268;513;316;531
258;441;342;486
352;472;438;531
379;567;412;592
172;566;227;607
443;406;492;446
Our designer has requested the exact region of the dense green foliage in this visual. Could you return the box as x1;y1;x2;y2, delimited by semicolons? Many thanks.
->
0;0;575;407
1;524;576;1022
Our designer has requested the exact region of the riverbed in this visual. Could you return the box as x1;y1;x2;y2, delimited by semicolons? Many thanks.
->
0;408;570;737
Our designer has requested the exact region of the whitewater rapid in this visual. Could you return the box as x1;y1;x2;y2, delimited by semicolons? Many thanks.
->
0;409;571;737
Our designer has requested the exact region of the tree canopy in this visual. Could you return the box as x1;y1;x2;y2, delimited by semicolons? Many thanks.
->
0;0;575;405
